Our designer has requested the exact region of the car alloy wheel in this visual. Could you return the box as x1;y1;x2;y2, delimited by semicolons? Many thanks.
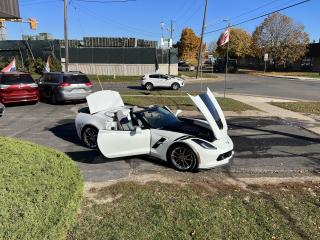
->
145;83;154;91
169;145;197;171
172;83;180;90
82;126;98;149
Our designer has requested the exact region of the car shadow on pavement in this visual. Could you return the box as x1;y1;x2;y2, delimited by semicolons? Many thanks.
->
49;119;170;168
229;117;320;168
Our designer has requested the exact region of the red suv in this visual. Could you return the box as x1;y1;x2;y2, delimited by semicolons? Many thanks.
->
0;72;39;104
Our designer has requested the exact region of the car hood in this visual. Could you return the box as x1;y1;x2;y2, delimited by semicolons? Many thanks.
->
86;90;124;114
188;88;228;140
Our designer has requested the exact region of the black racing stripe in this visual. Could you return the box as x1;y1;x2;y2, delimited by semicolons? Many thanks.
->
174;135;194;142
152;137;167;149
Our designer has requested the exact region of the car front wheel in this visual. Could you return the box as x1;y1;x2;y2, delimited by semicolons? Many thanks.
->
145;83;154;91
172;83;180;90
168;144;198;172
82;126;98;149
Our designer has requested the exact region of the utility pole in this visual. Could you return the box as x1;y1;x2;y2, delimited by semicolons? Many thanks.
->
168;20;173;75
64;0;69;72
196;0;208;79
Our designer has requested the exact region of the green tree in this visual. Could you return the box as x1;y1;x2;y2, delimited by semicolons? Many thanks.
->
252;12;309;68
176;28;206;65
216;28;253;58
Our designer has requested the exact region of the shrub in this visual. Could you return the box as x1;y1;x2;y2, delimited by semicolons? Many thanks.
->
0;137;83;240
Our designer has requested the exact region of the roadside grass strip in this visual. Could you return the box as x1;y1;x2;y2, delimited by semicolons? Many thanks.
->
271;102;320;115
267;72;320;79
69;181;320;240
0;137;83;240
122;95;257;111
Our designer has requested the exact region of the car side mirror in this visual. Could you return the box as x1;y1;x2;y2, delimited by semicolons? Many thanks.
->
135;127;142;134
175;109;182;117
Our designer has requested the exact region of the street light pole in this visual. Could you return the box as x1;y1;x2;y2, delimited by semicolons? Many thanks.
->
64;0;69;72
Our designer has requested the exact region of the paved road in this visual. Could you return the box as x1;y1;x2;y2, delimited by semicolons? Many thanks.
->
99;73;320;101
1;102;319;182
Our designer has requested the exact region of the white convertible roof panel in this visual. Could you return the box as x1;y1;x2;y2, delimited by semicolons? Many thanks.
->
87;90;124;114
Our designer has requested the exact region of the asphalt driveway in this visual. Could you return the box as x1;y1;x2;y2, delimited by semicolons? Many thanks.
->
1;101;319;182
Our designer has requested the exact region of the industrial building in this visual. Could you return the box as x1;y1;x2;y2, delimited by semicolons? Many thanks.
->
0;39;178;75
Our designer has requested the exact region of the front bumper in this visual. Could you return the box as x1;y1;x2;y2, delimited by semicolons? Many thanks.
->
184;135;234;169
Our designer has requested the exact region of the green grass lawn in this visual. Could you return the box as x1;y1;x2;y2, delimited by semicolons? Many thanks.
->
69;181;320;240
271;102;320;115
179;71;218;78
123;95;256;111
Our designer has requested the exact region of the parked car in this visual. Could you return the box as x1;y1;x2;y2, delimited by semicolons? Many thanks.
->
141;73;184;91
0;72;39;104
0;103;4;117
38;72;93;104
178;61;195;72
75;89;234;172
211;58;238;73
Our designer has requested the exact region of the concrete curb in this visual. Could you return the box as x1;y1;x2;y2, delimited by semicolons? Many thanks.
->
253;73;320;81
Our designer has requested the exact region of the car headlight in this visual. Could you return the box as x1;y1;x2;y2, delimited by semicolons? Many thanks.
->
191;139;216;149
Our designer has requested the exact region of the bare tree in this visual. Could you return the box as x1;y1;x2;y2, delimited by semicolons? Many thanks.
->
206;41;217;55
252;13;309;68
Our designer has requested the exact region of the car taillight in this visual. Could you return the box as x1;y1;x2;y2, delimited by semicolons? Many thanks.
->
59;82;71;88
28;83;38;88
85;82;93;87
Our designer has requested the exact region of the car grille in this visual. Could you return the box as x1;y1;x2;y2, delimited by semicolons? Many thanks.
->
217;151;233;161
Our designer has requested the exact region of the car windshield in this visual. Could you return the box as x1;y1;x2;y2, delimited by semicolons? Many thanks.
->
0;74;35;85
135;107;180;129
63;74;90;84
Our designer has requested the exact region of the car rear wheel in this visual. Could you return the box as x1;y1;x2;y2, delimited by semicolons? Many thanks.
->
172;83;180;90
168;144;198;172
145;83;154;91
82;126;98;149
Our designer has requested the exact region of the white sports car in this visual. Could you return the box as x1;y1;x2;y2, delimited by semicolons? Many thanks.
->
75;89;234;171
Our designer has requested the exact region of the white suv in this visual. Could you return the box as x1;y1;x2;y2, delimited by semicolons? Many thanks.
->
141;73;185;90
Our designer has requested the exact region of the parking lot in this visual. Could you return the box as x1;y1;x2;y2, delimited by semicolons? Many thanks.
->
1;101;320;182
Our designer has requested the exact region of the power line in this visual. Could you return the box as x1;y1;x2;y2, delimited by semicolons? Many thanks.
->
205;0;311;35
206;0;283;28
71;1;158;38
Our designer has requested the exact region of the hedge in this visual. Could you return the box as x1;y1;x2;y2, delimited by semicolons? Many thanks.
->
0;137;83;240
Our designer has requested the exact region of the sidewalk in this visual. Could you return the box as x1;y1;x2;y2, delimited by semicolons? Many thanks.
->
222;93;320;135
252;72;320;81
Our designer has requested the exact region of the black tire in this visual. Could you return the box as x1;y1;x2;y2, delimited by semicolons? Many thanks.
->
50;92;58;105
145;83;154;91
82;126;98;149
171;83;180;90
168;144;198;172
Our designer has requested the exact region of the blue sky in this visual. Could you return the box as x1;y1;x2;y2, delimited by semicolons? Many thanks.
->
6;0;320;44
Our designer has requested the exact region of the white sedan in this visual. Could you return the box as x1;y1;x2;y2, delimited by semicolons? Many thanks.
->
141;73;185;90
75;89;233;171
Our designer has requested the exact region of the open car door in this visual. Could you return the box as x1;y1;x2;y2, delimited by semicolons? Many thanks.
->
188;88;228;140
97;129;151;158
